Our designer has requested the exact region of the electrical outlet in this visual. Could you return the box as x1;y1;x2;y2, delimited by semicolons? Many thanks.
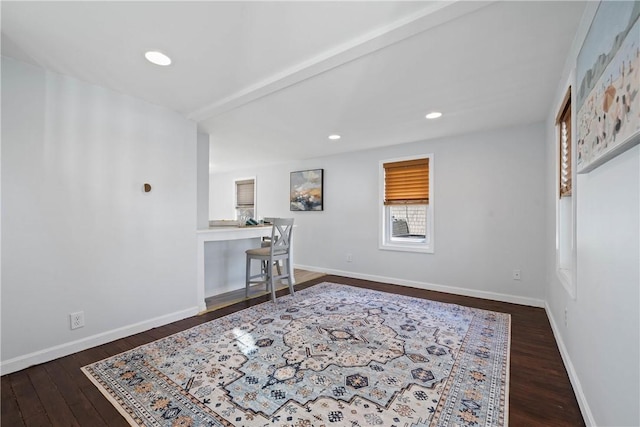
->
70;311;85;330
346;253;353;263
512;269;521;280
564;307;568;327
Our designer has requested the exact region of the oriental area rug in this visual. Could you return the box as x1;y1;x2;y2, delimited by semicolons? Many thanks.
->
82;283;511;427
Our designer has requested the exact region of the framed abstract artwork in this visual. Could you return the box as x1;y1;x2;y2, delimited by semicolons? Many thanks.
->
576;2;640;173
290;169;323;211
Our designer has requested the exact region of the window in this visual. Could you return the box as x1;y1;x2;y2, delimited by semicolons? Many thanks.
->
558;91;572;198
379;155;434;253
235;178;256;221
555;86;575;298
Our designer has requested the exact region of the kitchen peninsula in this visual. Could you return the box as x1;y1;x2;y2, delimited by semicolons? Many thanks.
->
196;225;295;311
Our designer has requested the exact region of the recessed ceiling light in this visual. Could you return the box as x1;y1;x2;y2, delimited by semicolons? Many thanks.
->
328;134;341;140
425;111;442;119
145;51;172;66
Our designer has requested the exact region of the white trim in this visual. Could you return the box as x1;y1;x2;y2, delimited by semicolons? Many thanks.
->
234;176;257;220
295;264;545;308
379;153;434;254
379;242;432;254
0;306;199;376
553;72;577;300
545;302;597;426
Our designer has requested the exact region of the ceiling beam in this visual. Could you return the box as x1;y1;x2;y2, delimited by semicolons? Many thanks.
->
187;0;494;123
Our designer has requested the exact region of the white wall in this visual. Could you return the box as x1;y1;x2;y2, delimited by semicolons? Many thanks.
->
543;4;640;426
571;146;638;426
546;145;640;427
1;57;199;373
197;132;210;229
211;123;547;305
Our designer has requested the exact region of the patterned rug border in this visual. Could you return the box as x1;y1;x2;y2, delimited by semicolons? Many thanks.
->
81;364;142;426
82;282;512;426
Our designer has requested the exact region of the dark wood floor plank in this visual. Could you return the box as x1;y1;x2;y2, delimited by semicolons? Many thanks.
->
77;382;129;427
22;414;57;427
122;331;156;350
108;336;135;354
26;364;80;427
1;375;26;427
0;274;584;426
41;359;83;407
43;360;109;427
72;344;110;368
56;354;128;426
9;370;51;426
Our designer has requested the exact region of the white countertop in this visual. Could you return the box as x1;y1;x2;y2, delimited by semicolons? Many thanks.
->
197;225;272;241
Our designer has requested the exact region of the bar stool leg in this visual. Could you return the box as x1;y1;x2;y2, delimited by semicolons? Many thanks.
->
269;264;277;303
245;257;251;298
286;259;295;296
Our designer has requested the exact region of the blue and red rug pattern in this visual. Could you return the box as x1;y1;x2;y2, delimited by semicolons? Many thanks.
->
83;283;510;426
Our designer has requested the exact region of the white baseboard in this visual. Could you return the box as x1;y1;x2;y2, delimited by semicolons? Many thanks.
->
1;306;200;376
296;264;545;308
544;302;596;426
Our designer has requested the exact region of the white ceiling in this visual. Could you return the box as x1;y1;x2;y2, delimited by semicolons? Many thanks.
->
1;1;586;172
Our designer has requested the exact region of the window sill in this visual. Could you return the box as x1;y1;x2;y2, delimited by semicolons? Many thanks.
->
379;243;433;254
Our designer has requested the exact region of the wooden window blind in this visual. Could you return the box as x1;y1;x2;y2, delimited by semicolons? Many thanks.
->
236;179;255;207
383;158;429;205
557;88;572;198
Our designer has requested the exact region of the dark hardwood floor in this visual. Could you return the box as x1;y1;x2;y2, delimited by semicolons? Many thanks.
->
1;275;585;426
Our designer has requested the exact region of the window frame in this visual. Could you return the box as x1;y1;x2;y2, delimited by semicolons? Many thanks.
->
554;82;577;299
558;89;572;198
379;154;434;254
234;177;257;220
